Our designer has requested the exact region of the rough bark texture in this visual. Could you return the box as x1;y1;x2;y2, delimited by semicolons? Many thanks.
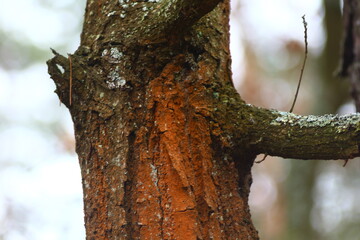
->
47;0;360;239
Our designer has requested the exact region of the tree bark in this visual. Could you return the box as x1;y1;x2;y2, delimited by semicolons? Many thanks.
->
48;0;360;239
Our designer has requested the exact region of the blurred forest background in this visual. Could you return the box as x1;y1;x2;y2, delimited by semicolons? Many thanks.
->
1;0;360;239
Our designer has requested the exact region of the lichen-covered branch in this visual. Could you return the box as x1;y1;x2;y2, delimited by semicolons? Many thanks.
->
245;104;360;160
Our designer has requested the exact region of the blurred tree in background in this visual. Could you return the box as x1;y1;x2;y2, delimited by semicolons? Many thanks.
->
285;1;346;240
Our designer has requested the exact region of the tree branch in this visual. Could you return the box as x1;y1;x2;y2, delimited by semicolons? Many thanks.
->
80;0;224;49
160;0;223;33
245;104;360;160
125;0;224;44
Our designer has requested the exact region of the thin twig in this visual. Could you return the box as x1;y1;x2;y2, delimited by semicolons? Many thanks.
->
68;54;73;106
289;15;308;113
256;15;308;164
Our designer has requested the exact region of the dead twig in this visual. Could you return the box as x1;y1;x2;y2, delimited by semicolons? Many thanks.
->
289;15;308;113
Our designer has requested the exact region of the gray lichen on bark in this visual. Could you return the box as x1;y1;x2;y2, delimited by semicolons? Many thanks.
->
271;111;360;130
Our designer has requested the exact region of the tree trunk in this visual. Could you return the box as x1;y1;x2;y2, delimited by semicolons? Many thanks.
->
48;1;360;239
